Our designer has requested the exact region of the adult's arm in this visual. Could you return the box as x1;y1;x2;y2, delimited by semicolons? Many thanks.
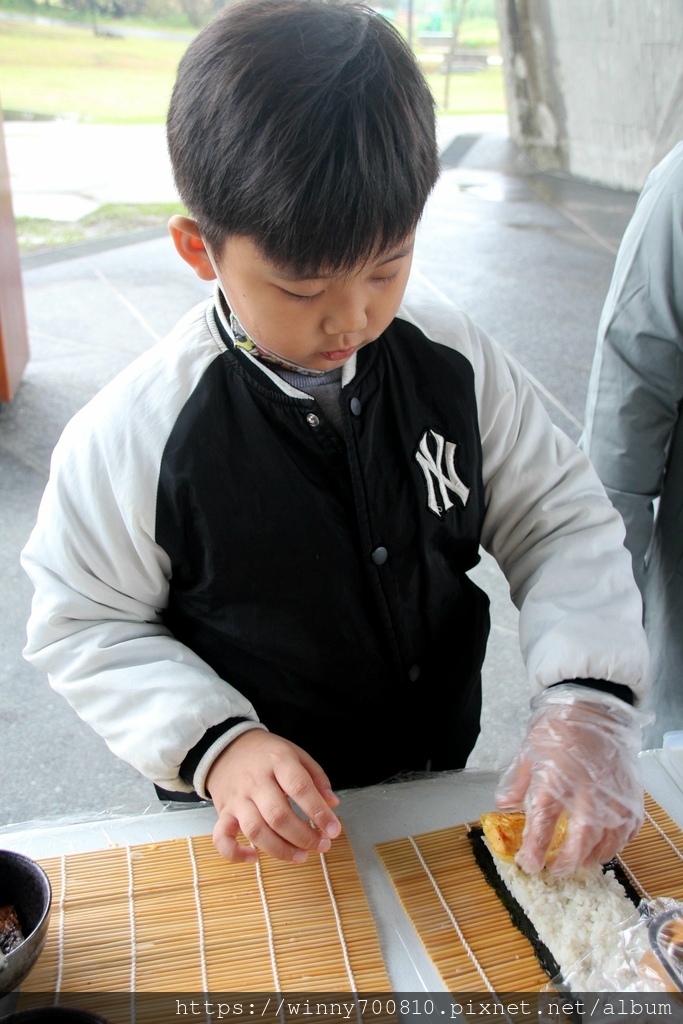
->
581;143;683;594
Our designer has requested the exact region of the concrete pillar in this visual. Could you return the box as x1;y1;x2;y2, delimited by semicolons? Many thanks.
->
0;107;29;403
497;0;683;190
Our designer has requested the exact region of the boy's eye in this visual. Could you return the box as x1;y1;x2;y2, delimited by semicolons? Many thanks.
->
278;267;400;301
280;288;319;302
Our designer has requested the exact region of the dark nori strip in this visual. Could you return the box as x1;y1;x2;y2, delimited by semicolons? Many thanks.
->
468;825;562;979
467;827;643;985
605;858;642;908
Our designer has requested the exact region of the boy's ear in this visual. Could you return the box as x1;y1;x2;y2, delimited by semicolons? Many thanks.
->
168;215;217;281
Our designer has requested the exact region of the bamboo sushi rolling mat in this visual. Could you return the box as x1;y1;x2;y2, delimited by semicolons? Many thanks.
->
375;792;683;994
19;826;392;1022
14;791;683;1016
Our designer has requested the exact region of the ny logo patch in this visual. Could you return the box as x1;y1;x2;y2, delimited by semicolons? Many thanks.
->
415;429;470;518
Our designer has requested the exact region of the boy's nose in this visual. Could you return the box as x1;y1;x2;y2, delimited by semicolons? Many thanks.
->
322;301;368;337
321;309;368;333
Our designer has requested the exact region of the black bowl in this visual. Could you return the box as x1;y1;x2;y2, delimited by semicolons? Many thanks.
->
0;852;52;995
0;1009;109;1023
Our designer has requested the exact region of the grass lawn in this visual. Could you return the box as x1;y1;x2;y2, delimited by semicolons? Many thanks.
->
2;14;504;252
0;0;198;31
426;65;505;114
444;15;500;49
16;201;186;253
0;16;505;123
0;19;187;122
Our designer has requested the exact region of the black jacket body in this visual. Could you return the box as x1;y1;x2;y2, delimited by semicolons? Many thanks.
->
157;313;489;789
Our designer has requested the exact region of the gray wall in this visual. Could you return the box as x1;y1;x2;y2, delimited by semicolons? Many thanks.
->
497;0;683;190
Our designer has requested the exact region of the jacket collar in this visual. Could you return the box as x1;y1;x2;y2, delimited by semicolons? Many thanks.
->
212;282;361;397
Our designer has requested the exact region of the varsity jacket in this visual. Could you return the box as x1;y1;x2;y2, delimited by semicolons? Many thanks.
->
21;280;651;796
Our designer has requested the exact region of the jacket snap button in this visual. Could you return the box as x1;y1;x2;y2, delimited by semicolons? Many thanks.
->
306;413;320;427
371;546;388;565
408;664;421;682
350;397;362;416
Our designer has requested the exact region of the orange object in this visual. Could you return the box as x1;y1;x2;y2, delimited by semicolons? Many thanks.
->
0;102;29;402
480;809;569;865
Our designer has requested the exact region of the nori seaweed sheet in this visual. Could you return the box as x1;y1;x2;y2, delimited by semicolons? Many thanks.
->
467;825;561;979
607;858;643;908
466;826;642;983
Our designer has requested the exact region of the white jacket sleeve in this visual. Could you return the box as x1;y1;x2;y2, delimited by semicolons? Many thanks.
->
581;142;683;594
21;306;262;794
476;333;649;696
402;286;651;700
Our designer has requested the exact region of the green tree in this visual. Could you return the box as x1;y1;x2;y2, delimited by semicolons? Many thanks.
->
443;0;469;109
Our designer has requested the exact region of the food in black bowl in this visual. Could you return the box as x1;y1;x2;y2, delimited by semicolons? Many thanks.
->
0;852;51;996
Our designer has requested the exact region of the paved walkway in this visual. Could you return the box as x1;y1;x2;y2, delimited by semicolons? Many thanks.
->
5;114;509;220
0;126;640;826
5;122;178;220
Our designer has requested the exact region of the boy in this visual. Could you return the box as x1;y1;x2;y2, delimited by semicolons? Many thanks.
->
23;0;650;875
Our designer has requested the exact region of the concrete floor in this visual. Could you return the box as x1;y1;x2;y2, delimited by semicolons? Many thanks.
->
0;127;639;828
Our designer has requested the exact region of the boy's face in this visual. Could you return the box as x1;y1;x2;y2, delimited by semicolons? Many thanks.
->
213;234;415;372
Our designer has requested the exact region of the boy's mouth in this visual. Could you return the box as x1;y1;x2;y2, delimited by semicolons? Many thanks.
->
321;346;357;361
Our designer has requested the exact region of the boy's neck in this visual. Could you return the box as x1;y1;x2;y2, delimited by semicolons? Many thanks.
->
227;304;328;378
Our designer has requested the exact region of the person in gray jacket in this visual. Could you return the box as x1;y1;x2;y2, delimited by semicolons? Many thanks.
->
582;141;683;749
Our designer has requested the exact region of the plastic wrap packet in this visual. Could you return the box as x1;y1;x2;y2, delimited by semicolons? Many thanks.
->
547;898;683;994
0;798;214;860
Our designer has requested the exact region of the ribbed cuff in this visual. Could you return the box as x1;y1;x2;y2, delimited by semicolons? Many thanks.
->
550;678;634;705
180;717;248;786
193;721;268;800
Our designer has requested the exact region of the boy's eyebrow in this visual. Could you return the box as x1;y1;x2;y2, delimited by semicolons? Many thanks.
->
272;244;415;282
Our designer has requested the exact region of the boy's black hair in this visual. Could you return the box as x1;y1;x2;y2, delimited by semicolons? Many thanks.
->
167;0;439;274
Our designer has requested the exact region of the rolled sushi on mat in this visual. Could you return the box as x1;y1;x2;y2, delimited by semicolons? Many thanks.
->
479;812;683;992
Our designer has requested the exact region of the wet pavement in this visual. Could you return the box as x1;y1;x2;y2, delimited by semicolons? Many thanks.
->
5;114;508;221
0;123;639;826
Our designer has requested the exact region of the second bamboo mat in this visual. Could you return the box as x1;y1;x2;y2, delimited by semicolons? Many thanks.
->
375;793;683;993
21;826;390;1001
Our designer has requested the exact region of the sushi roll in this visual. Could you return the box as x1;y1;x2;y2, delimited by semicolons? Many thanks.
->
469;812;641;989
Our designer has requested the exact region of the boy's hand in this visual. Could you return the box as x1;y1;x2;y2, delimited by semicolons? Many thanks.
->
206;729;341;864
495;683;651;876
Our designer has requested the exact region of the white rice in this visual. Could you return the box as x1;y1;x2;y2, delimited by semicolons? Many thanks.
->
486;841;639;990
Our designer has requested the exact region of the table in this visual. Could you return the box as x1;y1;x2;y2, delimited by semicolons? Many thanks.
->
2;753;682;994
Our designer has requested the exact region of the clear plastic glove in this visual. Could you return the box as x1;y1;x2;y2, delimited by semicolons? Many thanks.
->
496;683;653;876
